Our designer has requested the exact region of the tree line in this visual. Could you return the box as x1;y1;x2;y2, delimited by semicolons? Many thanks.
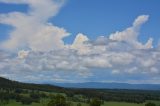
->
0;77;160;105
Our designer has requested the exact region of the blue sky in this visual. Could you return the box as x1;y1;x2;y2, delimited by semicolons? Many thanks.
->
1;0;160;45
53;0;160;46
0;0;160;84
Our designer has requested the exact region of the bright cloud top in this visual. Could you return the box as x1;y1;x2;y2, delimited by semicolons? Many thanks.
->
0;0;69;51
0;0;160;83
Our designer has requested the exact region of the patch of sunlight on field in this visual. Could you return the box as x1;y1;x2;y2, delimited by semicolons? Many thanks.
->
73;102;89;106
6;100;21;106
146;100;160;106
73;101;145;106
103;101;145;106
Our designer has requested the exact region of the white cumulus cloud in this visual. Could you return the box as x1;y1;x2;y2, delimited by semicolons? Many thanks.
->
0;1;160;83
109;15;153;49
0;0;69;51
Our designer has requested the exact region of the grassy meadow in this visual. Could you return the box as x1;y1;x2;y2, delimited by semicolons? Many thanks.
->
4;99;160;106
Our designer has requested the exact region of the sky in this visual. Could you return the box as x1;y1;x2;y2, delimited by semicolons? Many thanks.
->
0;0;160;84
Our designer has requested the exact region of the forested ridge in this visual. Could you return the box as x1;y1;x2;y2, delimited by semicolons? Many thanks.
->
0;77;160;105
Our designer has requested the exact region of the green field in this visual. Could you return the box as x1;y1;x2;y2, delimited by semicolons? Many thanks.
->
4;100;160;106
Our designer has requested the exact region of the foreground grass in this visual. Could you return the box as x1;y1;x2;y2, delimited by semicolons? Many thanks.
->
4;100;160;106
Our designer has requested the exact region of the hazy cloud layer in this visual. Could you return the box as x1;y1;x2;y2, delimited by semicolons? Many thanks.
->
0;0;160;83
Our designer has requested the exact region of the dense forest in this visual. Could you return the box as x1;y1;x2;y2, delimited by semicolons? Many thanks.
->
0;77;160;106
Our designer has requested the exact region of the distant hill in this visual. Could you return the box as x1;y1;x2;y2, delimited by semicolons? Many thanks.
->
54;82;160;90
1;77;160;90
0;77;65;92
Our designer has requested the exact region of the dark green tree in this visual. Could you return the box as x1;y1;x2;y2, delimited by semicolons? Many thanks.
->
20;96;33;105
145;102;156;106
89;98;102;106
48;94;70;106
0;92;9;106
77;103;82;106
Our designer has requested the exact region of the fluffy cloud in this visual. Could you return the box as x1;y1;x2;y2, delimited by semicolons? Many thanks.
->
18;50;29;59
0;1;160;83
109;15;153;49
70;33;90;55
0;0;69;51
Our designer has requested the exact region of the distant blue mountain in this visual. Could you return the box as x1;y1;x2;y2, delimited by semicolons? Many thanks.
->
53;82;160;90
